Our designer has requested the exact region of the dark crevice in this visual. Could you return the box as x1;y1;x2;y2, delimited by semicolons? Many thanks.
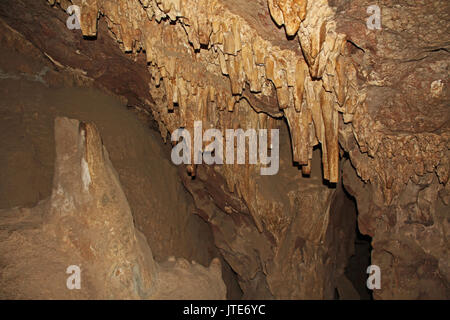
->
342;186;373;300
347;39;366;53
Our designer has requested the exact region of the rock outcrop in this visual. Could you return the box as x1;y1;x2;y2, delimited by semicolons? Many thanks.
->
0;117;226;299
334;0;450;299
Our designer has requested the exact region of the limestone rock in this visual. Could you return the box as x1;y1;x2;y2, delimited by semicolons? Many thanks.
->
0;117;226;299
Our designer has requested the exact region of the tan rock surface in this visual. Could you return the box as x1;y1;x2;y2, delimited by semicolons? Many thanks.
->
0;0;448;299
0;117;226;299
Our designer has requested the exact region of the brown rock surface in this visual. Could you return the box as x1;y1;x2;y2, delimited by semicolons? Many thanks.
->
181;125;356;299
0;116;226;299
0;0;448;299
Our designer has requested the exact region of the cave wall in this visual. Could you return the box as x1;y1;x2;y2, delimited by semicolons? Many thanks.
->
334;0;450;299
0;0;448;299
46;0;358;299
181;122;356;299
0;116;226;299
0;2;240;298
46;0;446;299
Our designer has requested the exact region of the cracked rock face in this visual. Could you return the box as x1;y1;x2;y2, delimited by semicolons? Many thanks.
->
0;0;448;299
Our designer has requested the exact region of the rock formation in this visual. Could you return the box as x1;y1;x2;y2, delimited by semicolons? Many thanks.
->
0;0;448;299
0;117;226;299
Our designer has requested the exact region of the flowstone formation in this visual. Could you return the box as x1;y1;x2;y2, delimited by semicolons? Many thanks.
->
334;0;449;299
43;0;449;299
0;0;447;299
50;0;352;184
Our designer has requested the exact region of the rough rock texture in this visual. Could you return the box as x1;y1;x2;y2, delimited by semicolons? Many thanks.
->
332;0;450;299
44;0;357;298
48;0;446;299
0;0;448;299
180;125;356;299
0;116;226;299
0;7;239;298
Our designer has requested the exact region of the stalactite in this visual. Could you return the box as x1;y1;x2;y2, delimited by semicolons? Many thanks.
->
48;0;358;185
